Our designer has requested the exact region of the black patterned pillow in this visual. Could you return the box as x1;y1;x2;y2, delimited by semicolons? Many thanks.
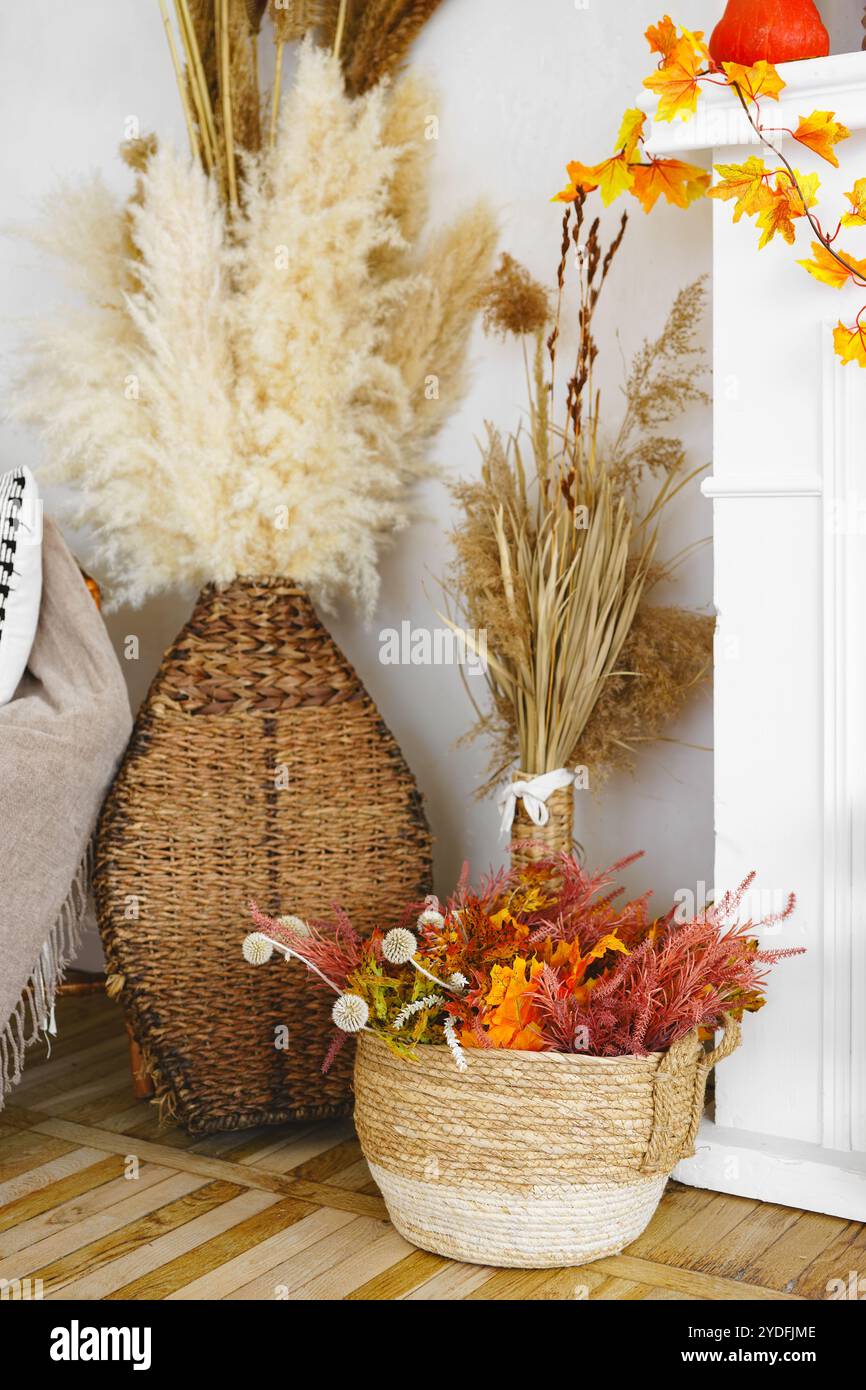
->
0;466;42;704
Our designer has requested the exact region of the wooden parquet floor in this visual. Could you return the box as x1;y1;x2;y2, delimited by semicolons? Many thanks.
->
0;994;862;1301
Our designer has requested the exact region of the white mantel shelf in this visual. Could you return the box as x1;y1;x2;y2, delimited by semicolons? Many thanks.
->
644;50;866;154
641;50;866;1223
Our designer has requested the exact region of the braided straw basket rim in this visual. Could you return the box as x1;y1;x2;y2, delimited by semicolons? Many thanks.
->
356;1020;740;1072
365;1040;669;1067
446;1043;665;1063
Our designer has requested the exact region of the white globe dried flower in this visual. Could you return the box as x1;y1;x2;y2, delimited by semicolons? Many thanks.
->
242;932;274;966
332;993;369;1033
417;908;445;931
449;972;468;990
382;927;417;965
277;913;310;937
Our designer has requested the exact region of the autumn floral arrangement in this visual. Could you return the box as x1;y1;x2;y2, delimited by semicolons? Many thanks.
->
565;14;866;367
243;854;801;1072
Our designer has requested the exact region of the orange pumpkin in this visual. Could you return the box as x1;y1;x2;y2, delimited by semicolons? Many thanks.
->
709;0;829;67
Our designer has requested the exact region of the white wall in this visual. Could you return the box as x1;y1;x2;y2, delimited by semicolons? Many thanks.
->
0;0;728;967
820;0;866;55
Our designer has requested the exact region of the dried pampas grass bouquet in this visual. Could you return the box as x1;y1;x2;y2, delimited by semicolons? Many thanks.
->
14;1;495;612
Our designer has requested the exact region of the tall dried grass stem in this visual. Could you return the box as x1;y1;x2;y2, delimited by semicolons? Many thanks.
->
333;0;348;58
217;0;238;206
159;0;201;160
175;0;219;175
270;40;284;148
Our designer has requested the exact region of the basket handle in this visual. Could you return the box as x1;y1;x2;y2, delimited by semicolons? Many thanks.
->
641;1014;741;1176
703;1012;741;1069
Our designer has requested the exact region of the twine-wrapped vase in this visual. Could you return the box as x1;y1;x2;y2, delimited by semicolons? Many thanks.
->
95;577;431;1134
355;1017;740;1268
509;769;575;873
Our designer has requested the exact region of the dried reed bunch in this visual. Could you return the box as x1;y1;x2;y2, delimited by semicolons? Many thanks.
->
160;2;447;206
446;194;712;793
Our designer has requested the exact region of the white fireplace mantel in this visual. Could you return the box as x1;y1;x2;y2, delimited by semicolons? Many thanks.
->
645;54;866;1223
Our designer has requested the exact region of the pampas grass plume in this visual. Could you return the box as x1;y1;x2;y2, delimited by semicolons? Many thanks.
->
12;44;496;612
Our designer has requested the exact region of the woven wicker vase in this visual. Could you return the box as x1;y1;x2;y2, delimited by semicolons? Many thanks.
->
95;578;431;1134
510;771;574;873
355;1017;740;1268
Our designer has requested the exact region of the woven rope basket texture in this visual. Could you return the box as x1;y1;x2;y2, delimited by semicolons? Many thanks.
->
95;578;432;1135
510;774;575;873
355;1018;740;1268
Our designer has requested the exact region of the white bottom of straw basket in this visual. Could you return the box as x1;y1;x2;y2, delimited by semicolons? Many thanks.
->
368;1162;667;1269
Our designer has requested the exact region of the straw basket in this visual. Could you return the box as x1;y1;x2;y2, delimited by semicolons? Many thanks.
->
354;1017;740;1268
95;577;431;1134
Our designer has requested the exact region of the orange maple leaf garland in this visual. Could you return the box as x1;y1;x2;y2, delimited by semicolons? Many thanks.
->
557;15;866;367
554;103;710;212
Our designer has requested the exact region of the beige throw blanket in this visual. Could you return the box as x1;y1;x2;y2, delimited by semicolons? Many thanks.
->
0;519;131;1106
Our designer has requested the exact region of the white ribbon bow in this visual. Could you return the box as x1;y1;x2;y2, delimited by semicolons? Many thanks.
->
498;767;577;837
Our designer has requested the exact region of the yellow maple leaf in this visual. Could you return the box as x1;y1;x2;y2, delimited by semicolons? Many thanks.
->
560;154;635;206
646;15;708;62
680;26;710;62
722;59;786;104
755;174;815;249
481;958;546;1050
643;37;703;122
790;170;820;212
707;157;769;221
616;107;647;160
645;14;678;59
793;110;850;168
842;178;866;228
588;933;630;960
798;239;866;289
631;157;711;212
834;320;866;368
542;932;629;997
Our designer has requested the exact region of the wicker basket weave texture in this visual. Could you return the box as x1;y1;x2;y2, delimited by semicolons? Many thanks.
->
95;578;432;1135
354;1018;740;1268
509;775;574;872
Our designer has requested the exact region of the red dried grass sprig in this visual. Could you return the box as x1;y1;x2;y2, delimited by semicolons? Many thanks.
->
565;882;801;1056
249;900;371;990
321;1029;349;1075
526;850;657;952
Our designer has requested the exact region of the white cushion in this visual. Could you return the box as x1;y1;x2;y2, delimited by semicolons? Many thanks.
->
0;466;42;705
